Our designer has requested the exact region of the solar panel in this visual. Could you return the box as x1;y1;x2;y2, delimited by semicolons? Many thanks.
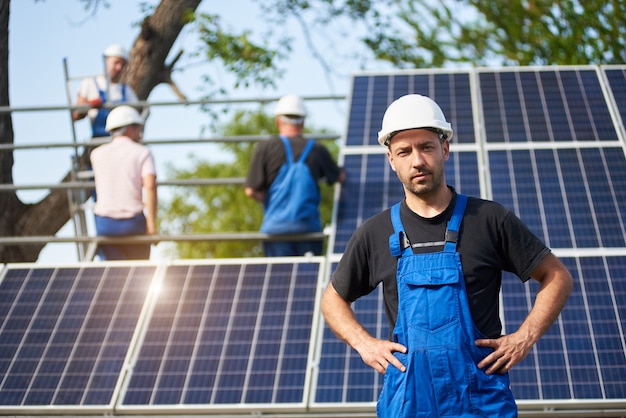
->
489;148;626;248
601;67;626;135
313;255;626;407
117;259;322;414
0;264;156;413
503;256;626;401
314;262;387;405
346;71;475;147
479;68;618;143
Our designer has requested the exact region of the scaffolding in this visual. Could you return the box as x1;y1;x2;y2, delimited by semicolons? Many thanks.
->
0;60;345;261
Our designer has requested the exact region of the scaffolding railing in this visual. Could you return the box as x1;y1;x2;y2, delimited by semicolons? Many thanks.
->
0;94;345;261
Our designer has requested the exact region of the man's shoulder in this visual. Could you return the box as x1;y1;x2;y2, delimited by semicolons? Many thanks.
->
354;208;395;238
257;135;283;149
465;195;510;218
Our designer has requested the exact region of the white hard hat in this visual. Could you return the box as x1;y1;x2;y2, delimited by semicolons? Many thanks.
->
274;94;307;117
105;106;144;132
377;94;453;146
103;44;129;61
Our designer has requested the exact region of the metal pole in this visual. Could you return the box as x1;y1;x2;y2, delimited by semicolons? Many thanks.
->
63;57;89;261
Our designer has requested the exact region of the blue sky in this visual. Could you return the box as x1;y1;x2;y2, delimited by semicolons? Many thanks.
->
9;1;380;263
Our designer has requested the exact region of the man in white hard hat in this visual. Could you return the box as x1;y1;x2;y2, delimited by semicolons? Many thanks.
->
321;94;572;416
90;105;157;260
72;44;141;137
245;94;345;256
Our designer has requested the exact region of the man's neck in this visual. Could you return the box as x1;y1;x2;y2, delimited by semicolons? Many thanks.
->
405;186;453;218
279;128;302;137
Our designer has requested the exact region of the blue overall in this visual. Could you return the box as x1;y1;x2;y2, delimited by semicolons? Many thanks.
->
92;78;127;137
94;213;150;260
260;136;323;256
377;195;517;417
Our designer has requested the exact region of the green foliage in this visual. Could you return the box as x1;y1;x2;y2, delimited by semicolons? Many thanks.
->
362;0;626;67
190;13;286;93
159;109;340;259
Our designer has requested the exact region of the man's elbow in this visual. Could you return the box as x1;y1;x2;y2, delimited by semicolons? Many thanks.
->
321;282;346;317
338;169;347;184
543;256;574;303
560;268;574;298
552;256;573;294
245;187;264;202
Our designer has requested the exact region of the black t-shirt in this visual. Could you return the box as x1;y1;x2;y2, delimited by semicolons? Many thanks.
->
331;190;551;339
245;135;342;192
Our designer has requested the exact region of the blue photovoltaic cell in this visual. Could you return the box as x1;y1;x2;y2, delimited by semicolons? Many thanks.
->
503;256;626;400
480;69;618;143
0;265;155;408
315;263;387;403
604;67;626;127
121;261;319;407
333;153;403;253
346;72;474;147
489;148;626;248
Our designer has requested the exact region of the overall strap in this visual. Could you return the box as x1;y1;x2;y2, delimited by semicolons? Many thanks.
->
94;77;102;92
280;135;315;164
279;135;294;163
389;194;468;257
443;194;468;253
298;139;315;163
389;202;411;257
94;77;106;100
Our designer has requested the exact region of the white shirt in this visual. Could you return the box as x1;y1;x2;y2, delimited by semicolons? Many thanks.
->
77;75;139;123
90;136;156;219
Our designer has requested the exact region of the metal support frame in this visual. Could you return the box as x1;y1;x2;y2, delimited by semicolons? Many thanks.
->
0;82;344;261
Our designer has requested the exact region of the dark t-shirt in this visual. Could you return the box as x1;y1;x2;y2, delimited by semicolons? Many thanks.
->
245;135;342;192
331;190;551;339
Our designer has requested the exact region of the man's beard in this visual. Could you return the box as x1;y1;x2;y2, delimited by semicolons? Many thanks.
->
402;167;444;197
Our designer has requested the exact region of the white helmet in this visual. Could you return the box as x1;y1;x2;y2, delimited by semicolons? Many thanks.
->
274;94;307;117
105;106;144;132
104;44;129;61
377;94;453;146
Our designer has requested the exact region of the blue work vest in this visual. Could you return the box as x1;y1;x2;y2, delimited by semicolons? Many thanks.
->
260;136;321;235
92;78;128;137
378;194;518;417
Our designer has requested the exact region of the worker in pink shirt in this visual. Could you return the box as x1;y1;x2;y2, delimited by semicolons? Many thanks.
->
90;105;157;260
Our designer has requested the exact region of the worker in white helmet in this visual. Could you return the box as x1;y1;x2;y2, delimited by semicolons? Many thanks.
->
245;94;345;256
90;105;157;260
72;44;141;138
321;94;572;417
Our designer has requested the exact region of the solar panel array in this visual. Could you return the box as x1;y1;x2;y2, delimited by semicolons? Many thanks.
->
120;260;320;413
0;259;323;415
1;65;625;416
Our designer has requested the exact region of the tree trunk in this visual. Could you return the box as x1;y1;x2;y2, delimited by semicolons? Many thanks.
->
125;0;203;99
0;0;202;262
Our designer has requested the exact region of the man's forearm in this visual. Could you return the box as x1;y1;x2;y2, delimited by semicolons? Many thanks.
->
519;254;573;345
144;177;158;235
321;283;408;374
321;283;374;351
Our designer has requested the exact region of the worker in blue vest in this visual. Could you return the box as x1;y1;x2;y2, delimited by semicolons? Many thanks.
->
72;44;140;138
321;94;573;417
245;94;345;257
